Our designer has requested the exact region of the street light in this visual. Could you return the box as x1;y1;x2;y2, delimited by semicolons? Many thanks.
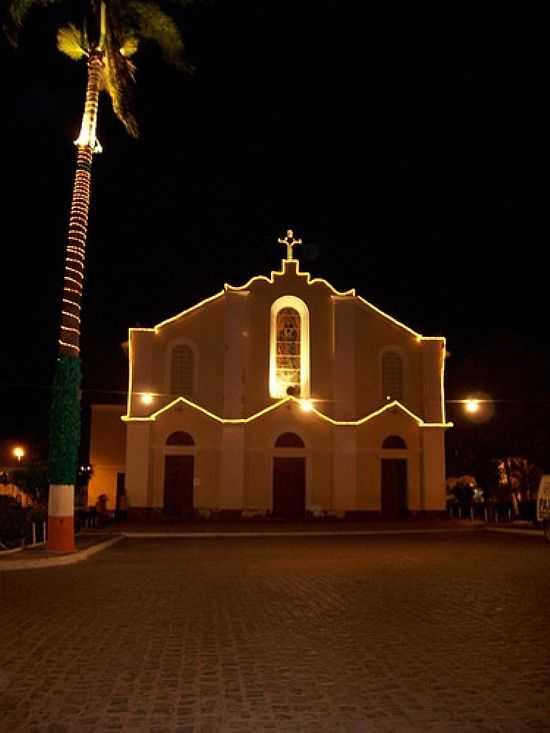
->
140;392;154;406
13;446;25;463
451;392;494;423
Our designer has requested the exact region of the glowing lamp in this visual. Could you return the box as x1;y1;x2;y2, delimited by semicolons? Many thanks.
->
465;399;480;414
141;392;154;406
300;399;313;413
13;446;25;462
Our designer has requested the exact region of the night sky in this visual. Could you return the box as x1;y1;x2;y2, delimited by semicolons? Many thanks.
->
1;2;547;473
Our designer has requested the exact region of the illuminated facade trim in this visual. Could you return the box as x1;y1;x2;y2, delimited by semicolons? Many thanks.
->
439;337;447;424
225;259;355;297
122;395;452;429
125;262;449;427
135;258;446;345
154;290;226;331
126;332;134;417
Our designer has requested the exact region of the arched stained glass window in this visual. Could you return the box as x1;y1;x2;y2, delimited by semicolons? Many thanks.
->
171;345;194;397
382;351;403;401
269;296;310;399
276;307;301;396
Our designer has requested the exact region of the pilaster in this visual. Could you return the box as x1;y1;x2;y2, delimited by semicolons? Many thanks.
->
332;427;357;510
223;291;250;418
219;425;245;509
332;297;356;420
421;427;446;511
125;421;152;508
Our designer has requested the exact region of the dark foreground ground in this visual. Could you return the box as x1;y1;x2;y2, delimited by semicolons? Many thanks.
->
1;533;549;732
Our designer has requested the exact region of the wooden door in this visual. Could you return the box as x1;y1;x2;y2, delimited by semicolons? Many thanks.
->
381;459;408;517
163;455;194;517
273;457;306;518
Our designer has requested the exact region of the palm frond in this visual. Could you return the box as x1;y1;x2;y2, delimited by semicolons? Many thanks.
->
103;27;139;138
120;36;139;58
3;0;61;46
57;24;87;61
119;1;186;69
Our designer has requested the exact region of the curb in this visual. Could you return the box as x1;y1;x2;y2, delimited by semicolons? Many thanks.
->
0;535;124;572
1;526;544;571
484;527;543;538
0;545;25;556
121;528;479;539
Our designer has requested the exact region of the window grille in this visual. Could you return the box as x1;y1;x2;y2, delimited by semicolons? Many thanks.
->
382;352;403;401
171;345;194;397
276;308;301;396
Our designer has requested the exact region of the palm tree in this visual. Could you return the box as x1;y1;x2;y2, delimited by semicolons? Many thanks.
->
5;0;190;551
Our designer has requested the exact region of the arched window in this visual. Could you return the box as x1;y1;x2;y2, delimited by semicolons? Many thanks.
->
382;435;407;449
275;432;305;448
276;307;301;396
270;296;310;399
382;351;403;401
166;431;194;446
171;345;194;397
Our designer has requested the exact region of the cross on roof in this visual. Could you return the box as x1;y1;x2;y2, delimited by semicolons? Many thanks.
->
278;229;302;260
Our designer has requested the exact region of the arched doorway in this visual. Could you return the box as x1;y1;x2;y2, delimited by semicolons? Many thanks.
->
380;435;408;517
164;432;195;517
272;432;306;519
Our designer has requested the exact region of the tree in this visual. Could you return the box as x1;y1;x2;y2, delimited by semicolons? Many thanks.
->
450;475;476;505
496;457;543;516
10;464;49;503
4;0;189;551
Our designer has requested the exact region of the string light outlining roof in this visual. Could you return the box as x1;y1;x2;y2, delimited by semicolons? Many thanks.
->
123;393;452;428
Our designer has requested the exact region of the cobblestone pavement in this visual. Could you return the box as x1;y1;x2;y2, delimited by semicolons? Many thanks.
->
1;533;549;732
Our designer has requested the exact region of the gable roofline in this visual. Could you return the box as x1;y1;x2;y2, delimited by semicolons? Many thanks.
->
140;258;444;341
122;395;452;429
153;290;226;331
224;258;356;297
133;259;445;342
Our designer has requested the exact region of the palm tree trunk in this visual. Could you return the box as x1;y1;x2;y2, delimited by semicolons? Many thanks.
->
48;49;103;553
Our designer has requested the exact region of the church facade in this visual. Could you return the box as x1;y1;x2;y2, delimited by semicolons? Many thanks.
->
89;231;451;519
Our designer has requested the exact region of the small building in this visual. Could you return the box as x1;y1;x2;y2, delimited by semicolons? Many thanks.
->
0;481;33;507
89;231;451;518
87;405;126;512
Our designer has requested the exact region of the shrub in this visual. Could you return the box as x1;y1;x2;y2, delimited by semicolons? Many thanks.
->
0;497;50;548
0;496;28;548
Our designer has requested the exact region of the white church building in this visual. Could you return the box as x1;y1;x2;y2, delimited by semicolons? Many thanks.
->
89;231;451;519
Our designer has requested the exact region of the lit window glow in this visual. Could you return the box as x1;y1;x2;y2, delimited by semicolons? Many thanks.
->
276;307;301;396
269;296;310;399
